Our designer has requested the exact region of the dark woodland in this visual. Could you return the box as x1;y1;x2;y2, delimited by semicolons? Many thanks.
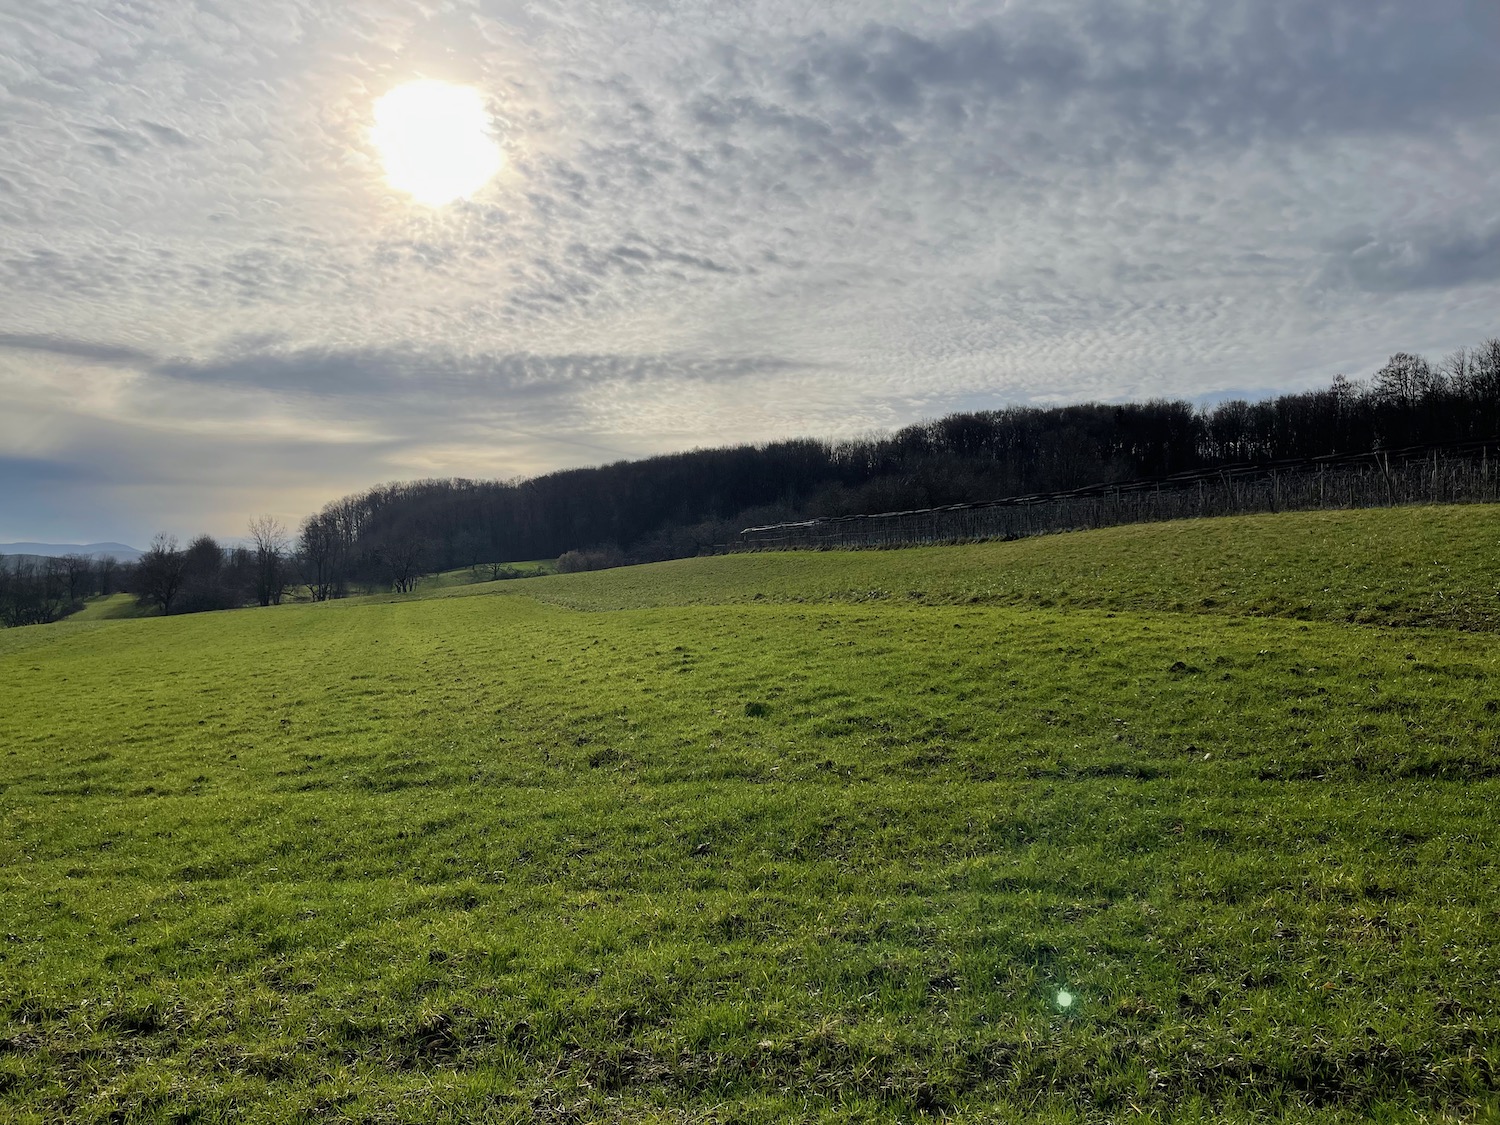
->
282;343;1499;594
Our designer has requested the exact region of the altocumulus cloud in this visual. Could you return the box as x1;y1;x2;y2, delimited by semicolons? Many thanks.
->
1322;222;1500;295
0;0;1497;541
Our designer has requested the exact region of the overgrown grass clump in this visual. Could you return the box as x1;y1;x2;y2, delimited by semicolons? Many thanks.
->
2;507;1498;1122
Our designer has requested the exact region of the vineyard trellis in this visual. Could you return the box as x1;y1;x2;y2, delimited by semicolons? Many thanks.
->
737;441;1500;551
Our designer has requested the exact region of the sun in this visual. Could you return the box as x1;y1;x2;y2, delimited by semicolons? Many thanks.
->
371;80;503;206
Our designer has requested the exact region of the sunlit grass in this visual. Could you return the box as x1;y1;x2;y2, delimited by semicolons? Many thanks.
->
1;507;1497;1121
66;592;154;622
474;505;1500;631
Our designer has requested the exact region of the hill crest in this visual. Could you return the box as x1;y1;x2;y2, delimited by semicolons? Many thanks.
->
0;541;143;561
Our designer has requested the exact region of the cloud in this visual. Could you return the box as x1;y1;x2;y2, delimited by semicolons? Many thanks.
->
776;3;1500;167
161;342;791;389
0;455;104;486
0;334;156;365
1323;223;1500;294
140;120;194;147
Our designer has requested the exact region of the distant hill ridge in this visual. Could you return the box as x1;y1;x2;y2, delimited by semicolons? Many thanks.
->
0;542;143;562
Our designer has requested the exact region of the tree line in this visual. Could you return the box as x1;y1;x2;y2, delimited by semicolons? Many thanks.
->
0;551;125;626
282;339;1500;589
0;518;292;626
4;338;1496;626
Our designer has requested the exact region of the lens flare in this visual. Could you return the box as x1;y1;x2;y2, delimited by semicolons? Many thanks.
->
1056;989;1075;1009
371;81;502;206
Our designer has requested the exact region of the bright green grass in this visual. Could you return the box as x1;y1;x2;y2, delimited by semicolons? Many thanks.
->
467;506;1500;630
66;593;154;623
2;508;1498;1122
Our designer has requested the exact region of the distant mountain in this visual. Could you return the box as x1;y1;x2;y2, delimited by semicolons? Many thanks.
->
0;542;144;562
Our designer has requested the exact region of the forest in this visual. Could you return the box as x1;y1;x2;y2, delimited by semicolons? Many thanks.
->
2;341;1497;624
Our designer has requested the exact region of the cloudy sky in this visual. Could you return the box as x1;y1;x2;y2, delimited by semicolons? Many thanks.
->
2;0;1497;544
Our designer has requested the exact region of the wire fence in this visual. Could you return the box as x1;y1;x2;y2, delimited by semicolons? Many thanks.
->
737;441;1500;551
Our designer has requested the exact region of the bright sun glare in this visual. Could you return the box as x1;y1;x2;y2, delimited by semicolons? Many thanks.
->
371;80;502;206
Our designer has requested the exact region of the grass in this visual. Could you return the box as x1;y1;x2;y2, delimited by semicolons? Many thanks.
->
66;592;156;623
416;559;558;592
58;559;554;625
1;506;1497;1122
468;506;1500;631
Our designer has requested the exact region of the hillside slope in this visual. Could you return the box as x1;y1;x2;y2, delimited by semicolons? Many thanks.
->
1;505;1497;1122
437;505;1500;631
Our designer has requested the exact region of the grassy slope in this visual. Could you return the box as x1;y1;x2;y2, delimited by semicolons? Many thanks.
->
468;506;1500;631
67;592;156;623
1;507;1497;1122
417;560;558;592
57;561;556;624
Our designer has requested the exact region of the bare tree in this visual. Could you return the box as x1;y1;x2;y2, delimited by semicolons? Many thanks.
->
96;555;119;596
1440;347;1474;388
7;556;36;624
379;530;429;594
1372;352;1438;406
298;514;338;601
1465;338;1500;400
453;529;485;574
248;515;290;606
41;557;68;618
135;534;186;616
60;554;94;605
176;534;235;612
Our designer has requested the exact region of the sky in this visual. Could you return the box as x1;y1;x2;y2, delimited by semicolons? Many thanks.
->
1;0;1497;545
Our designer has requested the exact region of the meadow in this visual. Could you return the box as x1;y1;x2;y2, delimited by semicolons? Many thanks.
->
1;507;1497;1122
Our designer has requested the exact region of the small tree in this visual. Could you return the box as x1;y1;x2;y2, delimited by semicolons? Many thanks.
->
60;554;94;605
41;557;68;618
176;534;235;613
380;530;429;594
135;534;186;615
96;555;119;596
298;514;342;601
1372;352;1438;406
248;515;289;606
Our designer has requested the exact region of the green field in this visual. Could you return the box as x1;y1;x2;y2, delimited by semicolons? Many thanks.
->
66;592;156;624
2;507;1498;1122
